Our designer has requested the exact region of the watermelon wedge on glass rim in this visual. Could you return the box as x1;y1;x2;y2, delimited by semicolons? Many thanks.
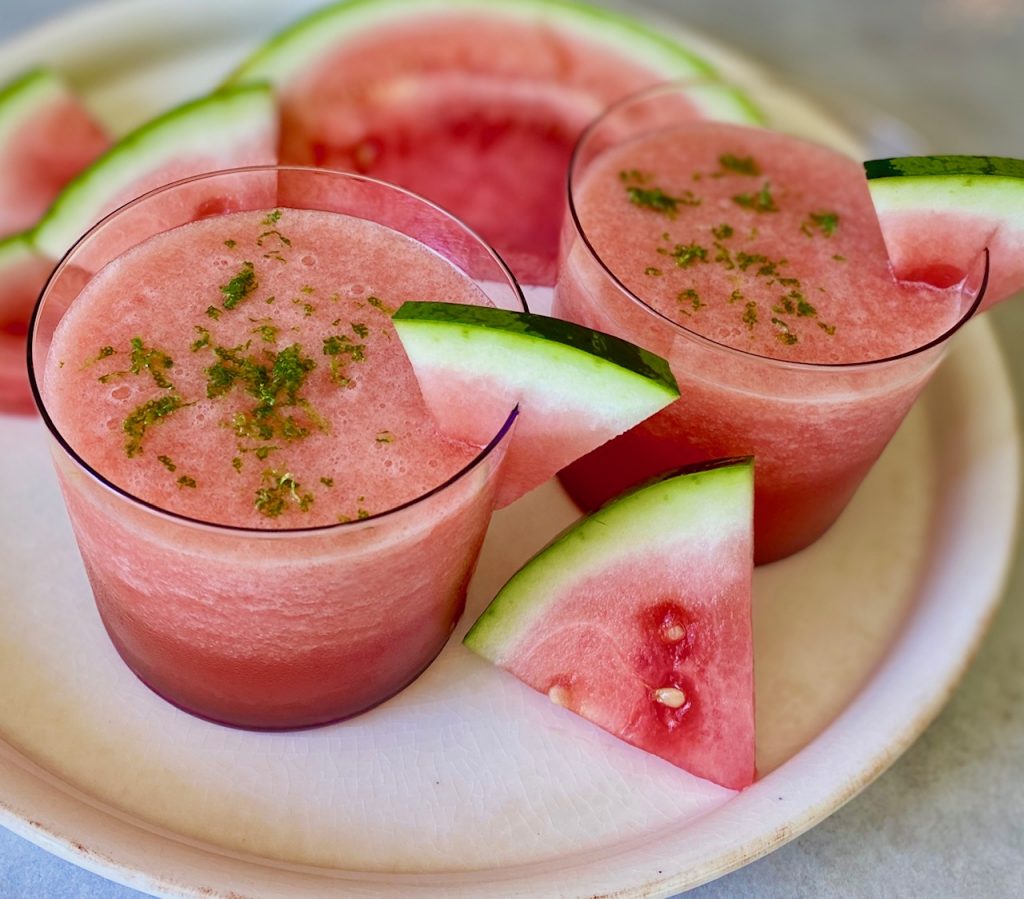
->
225;0;763;286
866;154;1024;311
0;67;109;240
0;83;279;416
392;301;681;507
464;457;755;790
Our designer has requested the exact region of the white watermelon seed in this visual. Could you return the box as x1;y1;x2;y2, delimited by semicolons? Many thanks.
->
654;687;687;708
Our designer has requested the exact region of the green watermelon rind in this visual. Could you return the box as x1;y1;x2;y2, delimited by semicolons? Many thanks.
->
0;68;69;143
0;230;39;270
463;458;753;663
30;83;277;260
393;301;679;397
865;155;1024;225
226;0;719;89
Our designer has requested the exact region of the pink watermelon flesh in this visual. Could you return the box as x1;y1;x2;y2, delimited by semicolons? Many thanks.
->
875;209;1021;311
277;13;694;286
0;243;53;414
0;83;108;239
509;542;754;789
424;369;651;509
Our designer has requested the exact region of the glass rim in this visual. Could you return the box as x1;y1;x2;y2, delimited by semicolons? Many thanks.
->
565;79;988;374
28;164;526;536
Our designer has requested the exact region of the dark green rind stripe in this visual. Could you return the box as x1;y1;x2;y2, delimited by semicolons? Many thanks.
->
464;457;752;653
394;301;678;393
865;155;1024;181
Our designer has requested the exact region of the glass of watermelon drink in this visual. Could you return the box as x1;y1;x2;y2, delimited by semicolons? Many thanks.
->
28;166;523;729
553;83;987;564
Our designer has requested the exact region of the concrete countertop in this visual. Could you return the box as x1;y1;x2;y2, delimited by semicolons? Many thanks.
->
0;1;1020;896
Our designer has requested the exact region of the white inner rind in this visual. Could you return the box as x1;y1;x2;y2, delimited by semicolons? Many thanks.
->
465;463;753;661
868;176;1024;230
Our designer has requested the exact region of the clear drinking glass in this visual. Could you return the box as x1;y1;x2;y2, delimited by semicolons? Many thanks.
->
29;167;523;728
553;83;986;564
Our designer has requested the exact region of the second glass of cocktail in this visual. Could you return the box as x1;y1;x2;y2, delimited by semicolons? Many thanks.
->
29;167;523;728
553;83;986;563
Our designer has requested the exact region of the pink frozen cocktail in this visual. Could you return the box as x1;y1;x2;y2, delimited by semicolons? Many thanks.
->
554;86;984;563
30;168;522;728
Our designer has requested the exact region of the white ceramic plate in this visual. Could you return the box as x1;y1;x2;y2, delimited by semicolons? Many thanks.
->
0;2;1019;897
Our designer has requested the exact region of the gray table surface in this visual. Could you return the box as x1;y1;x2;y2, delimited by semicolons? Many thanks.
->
0;1;1021;897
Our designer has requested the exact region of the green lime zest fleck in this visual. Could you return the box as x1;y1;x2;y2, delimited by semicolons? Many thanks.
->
678;288;704;313
206;305;221;321
177;475;197;489
254;469;314;518
221;261;258;310
733;182;778;213
375;430;395;444
771;318;799;345
191;327;212;352
711;223;735;240
351;322;369;338
123;394;187;457
320;477;334;488
262;210;283;226
645;266;663;277
626;185;700;217
662;242;708;268
157;455;177;472
367;295;395;315
801;210;840;237
100;338;175;389
258;229;291;249
719;154;761;176
97;346;116;360
742;301;758;331
224;239;237;249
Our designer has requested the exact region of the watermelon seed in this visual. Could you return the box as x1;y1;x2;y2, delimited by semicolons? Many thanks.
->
662;625;686;643
547;685;572;708
654;687;687;709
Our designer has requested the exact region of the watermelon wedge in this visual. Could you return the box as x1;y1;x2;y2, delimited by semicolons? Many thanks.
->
0;68;108;239
32;83;279;261
465;457;755;790
226;0;762;285
393;301;680;508
0;233;53;414
865;155;1024;311
0;84;279;417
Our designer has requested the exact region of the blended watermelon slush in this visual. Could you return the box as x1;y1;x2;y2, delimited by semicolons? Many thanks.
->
554;111;980;562
32;170;520;727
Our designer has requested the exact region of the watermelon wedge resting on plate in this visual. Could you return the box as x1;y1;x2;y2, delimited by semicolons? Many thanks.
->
464;457;756;790
226;0;763;286
391;301;680;508
865;154;1024;311
0;67;109;239
0;83;279;417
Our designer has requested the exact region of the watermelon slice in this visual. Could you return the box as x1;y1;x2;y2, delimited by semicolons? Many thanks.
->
392;301;680;508
226;0;762;285
0;68;109;239
0;233;53;414
0;84;279;416
32;83;279;261
865;155;1024;311
465;457;755;790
